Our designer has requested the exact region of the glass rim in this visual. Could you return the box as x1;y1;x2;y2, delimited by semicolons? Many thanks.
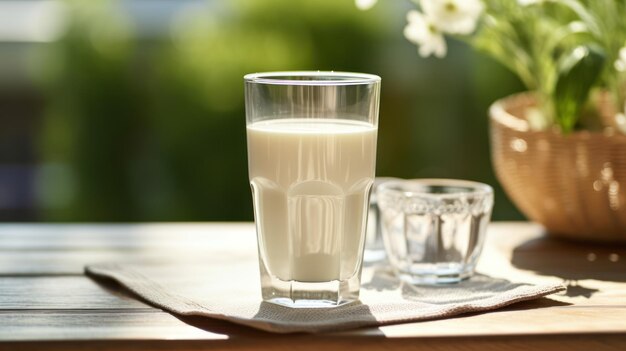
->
244;71;381;86
378;178;494;198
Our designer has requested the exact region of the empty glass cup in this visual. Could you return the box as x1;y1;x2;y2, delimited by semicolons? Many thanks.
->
377;179;494;284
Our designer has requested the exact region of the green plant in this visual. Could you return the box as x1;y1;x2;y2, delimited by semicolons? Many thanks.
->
37;0;389;221
359;0;626;134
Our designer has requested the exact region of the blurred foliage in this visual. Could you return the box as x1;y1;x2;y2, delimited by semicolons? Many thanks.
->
37;0;390;221
35;0;524;221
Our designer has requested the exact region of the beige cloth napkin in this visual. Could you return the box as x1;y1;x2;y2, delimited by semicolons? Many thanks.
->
85;263;564;333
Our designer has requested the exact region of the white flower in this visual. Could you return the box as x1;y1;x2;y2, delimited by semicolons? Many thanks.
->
614;47;626;72
404;10;447;58
355;0;377;11
420;0;484;35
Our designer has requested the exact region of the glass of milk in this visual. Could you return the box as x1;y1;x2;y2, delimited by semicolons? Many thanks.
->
244;71;380;308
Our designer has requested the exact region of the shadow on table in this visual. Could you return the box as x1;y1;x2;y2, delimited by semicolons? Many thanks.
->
176;301;379;335
511;235;626;298
175;314;278;337
362;267;569;309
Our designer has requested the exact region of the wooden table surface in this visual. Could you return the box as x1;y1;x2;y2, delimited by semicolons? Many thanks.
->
0;222;625;350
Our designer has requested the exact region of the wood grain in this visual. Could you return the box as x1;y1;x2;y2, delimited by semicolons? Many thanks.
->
0;250;256;275
0;223;256;250
0;222;624;350
0;311;223;341
0;276;147;309
0;223;257;275
375;303;626;337
2;335;626;351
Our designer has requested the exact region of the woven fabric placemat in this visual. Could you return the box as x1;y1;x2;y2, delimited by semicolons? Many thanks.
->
86;262;565;333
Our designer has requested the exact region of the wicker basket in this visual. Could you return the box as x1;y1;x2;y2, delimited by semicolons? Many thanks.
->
490;93;626;242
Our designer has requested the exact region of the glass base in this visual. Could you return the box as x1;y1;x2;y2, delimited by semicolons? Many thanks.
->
262;277;360;308
396;263;475;285
260;261;361;308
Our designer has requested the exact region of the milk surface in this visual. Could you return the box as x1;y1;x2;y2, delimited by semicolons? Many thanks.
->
247;118;377;282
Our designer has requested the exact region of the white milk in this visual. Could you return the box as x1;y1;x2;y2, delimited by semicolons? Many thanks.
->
247;118;377;282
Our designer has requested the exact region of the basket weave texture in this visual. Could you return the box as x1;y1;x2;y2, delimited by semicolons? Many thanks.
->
490;93;626;241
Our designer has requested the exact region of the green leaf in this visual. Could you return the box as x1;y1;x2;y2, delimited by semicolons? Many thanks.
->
553;45;605;133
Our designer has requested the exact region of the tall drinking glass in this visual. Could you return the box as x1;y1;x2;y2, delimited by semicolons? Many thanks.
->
245;71;381;308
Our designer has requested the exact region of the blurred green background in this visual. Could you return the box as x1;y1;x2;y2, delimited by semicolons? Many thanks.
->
0;0;525;222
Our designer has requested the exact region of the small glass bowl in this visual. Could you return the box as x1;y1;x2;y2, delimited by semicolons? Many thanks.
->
377;179;494;284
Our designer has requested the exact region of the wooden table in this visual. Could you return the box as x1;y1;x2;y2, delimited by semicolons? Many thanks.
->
0;222;625;350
